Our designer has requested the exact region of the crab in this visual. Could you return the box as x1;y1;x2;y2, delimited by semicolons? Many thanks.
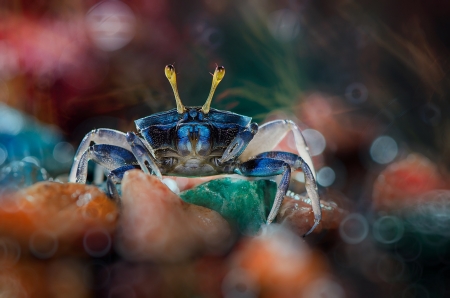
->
69;64;321;235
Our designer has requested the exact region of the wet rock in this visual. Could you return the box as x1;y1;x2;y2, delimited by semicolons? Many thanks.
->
227;225;333;298
372;154;448;210
0;182;118;257
116;170;232;262
179;177;276;235
277;192;347;236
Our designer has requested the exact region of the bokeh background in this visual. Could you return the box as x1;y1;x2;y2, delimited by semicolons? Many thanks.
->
1;0;450;297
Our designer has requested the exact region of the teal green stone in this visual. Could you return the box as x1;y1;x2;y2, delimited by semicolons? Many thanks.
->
179;177;277;236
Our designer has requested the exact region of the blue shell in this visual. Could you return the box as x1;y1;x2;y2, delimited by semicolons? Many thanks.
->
135;108;252;151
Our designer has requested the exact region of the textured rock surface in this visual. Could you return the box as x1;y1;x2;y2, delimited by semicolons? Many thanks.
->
277;194;347;236
117;170;232;262
0;182;118;257
179;177;276;235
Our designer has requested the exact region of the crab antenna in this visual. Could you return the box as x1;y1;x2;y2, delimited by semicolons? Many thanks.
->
201;65;225;114
165;64;185;114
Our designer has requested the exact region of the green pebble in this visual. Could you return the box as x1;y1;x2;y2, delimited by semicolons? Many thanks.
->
179;177;277;236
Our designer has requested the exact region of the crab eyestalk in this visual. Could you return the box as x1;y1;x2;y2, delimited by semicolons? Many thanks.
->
201;65;225;114
165;64;186;114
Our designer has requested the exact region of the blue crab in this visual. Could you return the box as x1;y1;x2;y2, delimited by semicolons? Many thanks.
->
69;65;321;235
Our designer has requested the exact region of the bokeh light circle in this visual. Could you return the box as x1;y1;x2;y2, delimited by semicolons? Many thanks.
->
83;228;112;257
268;9;300;42
0;237;21;266
373;216;404;244
302;129;326;156
370;136;398;164
86;0;136;51
317;166;335;187
0;144;8;166
29;230;58;259
0;103;24;135
339;213;369;244
53;142;75;164
420;103;441;126
377;255;405;282
222;268;259;298
345;82;368;104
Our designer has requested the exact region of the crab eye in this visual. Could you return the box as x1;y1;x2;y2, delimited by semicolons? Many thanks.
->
163;157;178;167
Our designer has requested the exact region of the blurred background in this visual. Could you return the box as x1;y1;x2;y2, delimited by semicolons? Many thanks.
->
1;0;450;297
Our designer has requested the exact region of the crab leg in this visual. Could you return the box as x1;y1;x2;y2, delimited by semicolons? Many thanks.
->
69;129;131;182
107;165;139;204
72;144;138;184
254;151;321;236
238;120;316;179
235;157;291;225
126;132;162;179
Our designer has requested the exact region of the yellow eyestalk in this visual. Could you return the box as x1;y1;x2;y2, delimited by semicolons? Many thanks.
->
201;65;225;114
165;64;185;114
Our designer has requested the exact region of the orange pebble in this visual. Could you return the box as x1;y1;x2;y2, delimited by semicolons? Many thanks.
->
228;226;331;298
0;182;119;257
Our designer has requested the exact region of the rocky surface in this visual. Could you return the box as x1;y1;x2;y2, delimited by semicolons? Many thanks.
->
116;170;233;262
0;182;118;257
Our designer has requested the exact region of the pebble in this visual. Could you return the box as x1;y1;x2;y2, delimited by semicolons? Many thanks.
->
227;225;331;298
372;153;449;210
180;177;276;235
0;182;119;257
116;170;232;262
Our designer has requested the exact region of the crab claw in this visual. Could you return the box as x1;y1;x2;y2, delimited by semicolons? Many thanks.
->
219;130;254;163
